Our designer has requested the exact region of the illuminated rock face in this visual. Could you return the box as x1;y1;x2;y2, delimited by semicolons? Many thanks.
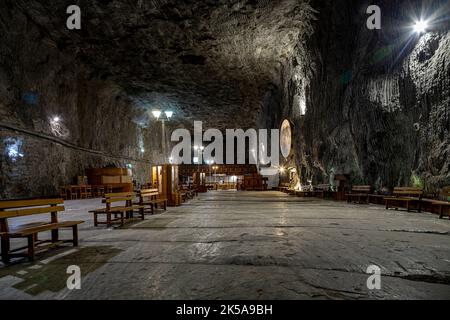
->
276;0;450;191
0;0;449;197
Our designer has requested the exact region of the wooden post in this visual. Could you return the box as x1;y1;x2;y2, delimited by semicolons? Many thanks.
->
1;235;10;264
72;226;79;246
51;204;59;243
27;235;35;261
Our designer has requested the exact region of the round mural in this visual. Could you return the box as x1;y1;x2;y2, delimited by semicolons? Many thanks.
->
280;119;292;159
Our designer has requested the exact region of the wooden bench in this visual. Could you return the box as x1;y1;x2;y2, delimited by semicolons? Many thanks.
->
0;199;84;263
423;187;450;219
135;189;168;215
178;186;196;202
384;187;423;212
275;183;290;193
347;185;371;204
295;186;316;197
314;184;331;198
90;192;144;228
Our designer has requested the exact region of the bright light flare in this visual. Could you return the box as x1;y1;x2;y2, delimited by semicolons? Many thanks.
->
413;19;428;34
152;110;162;119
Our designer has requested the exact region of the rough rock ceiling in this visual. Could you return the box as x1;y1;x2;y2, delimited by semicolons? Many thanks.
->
10;0;316;129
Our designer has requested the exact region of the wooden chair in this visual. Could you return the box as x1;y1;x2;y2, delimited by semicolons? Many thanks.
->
86;185;92;199
347;185;371;204
384;187;423;212
69;186;78;200
89;192;144;228
135;189;168;215
59;187;68;200
80;186;88;199
0;199;84;263
95;186;105;198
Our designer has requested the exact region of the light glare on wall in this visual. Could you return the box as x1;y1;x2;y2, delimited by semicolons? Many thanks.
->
413;19;428;34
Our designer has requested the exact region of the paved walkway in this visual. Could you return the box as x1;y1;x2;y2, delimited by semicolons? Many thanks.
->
1;191;449;299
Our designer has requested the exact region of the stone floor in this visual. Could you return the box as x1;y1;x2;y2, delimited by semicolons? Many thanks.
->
0;191;449;300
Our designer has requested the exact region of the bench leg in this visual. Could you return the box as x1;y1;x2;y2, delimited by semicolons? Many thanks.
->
385;200;389;210
94;213;98;227
164;201;167;211
72;225;79;246
120;213;125;227
52;229;59;243
406;201;410;212
27;235;35;261
1;236;10;264
107;212;112;228
151;204;155;215
439;205;443;219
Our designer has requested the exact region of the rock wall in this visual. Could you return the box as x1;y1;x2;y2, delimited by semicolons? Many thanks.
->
0;5;164;198
279;0;450;192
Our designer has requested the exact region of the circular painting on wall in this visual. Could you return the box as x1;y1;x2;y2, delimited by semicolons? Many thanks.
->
280;119;292;159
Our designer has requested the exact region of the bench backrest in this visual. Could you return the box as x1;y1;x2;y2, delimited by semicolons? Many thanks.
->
393;187;423;198
440;187;450;201
351;185;371;193
104;192;135;206
0;199;64;232
316;184;330;191
139;189;160;200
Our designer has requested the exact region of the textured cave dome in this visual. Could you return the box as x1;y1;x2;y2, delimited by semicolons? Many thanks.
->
9;0;317;129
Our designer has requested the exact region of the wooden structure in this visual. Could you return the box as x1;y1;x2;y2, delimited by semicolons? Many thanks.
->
275;183;290;192
0;199;83;263
242;174;268;191
135;189;168;215
90;192;144;228
315;184;331;198
295;188;316;197
334;174;349;201
178;185;197;202
346;185;372;204
180;164;258;177
384;187;423;212
86;168;133;193
152;164;182;206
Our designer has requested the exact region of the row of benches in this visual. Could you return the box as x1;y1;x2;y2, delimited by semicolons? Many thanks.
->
277;184;333;198
347;186;450;218
90;189;168;228
0;189;171;263
279;184;450;218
